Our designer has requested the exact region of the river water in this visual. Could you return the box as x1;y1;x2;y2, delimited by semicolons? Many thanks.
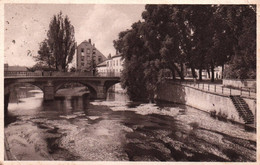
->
4;85;256;161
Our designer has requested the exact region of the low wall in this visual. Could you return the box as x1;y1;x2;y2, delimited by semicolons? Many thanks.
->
156;82;256;124
223;79;256;89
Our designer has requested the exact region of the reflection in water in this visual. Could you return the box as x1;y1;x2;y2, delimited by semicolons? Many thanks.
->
4;85;256;161
9;84;39;103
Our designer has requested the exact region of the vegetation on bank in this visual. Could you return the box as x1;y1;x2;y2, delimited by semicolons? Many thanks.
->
113;5;256;101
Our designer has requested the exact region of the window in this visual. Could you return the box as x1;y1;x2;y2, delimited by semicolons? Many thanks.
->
81;62;84;66
81;56;84;61
87;48;90;54
116;60;118;66
98;56;102;63
86;55;90;61
81;48;84;52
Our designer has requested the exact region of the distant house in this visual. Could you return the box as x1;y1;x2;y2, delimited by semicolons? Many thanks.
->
76;39;107;72
4;63;8;71
96;61;107;73
4;63;27;72
4;63;30;77
185;66;223;79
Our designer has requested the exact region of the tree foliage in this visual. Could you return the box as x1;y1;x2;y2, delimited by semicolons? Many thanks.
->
34;11;76;72
114;5;256;100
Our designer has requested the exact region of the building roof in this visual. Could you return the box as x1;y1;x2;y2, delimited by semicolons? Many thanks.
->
111;54;122;59
96;61;107;67
77;40;92;48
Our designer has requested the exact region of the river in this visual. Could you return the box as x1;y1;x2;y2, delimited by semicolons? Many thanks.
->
4;85;256;161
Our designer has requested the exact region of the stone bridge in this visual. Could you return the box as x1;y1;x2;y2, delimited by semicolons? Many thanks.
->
4;76;120;101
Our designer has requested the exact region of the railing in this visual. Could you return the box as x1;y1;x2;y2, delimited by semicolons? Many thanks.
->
4;71;121;77
172;80;256;99
4;71;42;77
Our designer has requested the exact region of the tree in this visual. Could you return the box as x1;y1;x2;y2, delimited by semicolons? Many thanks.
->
221;5;256;79
27;62;56;72
114;5;256;101
36;39;55;70
142;5;185;80
35;11;76;72
69;66;76;72
114;22;150;100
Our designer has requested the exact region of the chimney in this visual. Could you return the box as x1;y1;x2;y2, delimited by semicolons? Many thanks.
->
89;39;91;44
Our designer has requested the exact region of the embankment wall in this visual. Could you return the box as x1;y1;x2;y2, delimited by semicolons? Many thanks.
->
156;82;256;124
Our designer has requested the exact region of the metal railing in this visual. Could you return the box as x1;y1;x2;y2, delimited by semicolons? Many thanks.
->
172;80;256;99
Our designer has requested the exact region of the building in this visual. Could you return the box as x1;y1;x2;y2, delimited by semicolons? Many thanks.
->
4;63;27;72
96;54;124;76
186;66;223;79
96;61;107;73
4;63;30;77
107;54;123;74
76;39;107;72
96;54;125;93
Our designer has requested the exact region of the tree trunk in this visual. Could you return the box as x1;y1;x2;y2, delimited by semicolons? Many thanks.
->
173;64;184;80
207;68;210;78
199;68;202;81
169;68;176;80
211;63;215;82
191;67;196;79
55;60;58;70
222;64;224;79
180;63;184;79
172;69;176;80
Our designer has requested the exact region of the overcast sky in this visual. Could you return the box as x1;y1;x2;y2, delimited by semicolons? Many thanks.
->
4;4;145;67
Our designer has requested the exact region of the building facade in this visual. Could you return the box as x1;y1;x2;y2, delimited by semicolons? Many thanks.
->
96;54;123;76
76;39;107;72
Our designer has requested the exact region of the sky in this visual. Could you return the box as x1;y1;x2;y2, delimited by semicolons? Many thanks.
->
4;4;145;67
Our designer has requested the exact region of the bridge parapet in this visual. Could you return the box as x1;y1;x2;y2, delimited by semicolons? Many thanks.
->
5;71;121;78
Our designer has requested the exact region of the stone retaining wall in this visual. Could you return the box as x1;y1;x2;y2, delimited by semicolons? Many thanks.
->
156;82;256;124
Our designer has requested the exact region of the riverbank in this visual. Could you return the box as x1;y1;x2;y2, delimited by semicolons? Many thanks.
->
156;81;256;127
55;87;89;97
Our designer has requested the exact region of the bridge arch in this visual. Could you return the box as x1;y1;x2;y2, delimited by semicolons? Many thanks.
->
5;76;121;101
54;81;98;99
5;82;44;94
104;80;121;94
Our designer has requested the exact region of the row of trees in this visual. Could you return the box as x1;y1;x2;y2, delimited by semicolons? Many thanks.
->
113;5;256;101
29;12;76;72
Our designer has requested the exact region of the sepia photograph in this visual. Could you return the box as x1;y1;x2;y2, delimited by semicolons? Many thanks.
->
2;1;257;163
